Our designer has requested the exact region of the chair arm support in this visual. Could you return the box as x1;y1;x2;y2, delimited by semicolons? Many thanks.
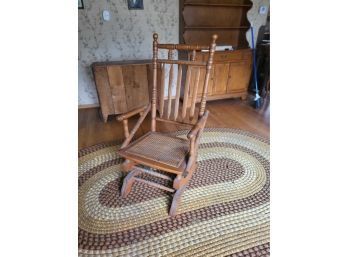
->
119;104;151;149
187;110;209;140
116;104;150;121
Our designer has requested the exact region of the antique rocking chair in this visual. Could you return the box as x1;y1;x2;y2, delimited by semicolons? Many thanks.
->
117;33;217;216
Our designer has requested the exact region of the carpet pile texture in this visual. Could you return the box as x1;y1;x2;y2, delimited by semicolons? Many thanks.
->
78;128;270;257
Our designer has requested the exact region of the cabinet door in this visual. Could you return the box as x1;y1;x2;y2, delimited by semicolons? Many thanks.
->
122;65;150;111
212;63;229;95
226;61;252;93
107;66;127;113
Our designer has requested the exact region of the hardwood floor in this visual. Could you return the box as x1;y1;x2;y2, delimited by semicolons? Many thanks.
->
78;97;270;150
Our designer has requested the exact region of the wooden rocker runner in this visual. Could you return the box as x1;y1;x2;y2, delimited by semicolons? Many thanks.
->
117;33;217;216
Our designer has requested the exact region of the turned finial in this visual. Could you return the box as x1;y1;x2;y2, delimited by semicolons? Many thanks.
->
153;33;158;42
211;34;218;43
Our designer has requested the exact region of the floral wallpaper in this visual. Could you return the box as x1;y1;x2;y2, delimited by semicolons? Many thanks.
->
78;0;179;105
78;0;269;105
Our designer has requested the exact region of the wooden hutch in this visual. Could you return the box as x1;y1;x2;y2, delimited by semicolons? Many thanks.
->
179;0;253;102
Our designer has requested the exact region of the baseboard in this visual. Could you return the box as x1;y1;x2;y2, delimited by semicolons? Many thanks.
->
78;103;100;109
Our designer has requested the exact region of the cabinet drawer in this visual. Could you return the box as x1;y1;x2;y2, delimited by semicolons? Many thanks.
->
213;52;244;62
197;50;252;63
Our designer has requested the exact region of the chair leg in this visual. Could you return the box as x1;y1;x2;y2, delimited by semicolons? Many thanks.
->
173;162;197;190
170;159;197;216
169;185;187;217
121;159;135;172
120;157;197;216
121;169;141;198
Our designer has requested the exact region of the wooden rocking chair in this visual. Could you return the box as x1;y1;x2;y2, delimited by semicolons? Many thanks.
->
117;33;217;216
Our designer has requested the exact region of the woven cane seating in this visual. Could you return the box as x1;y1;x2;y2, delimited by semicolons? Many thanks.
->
116;33;217;216
118;132;189;172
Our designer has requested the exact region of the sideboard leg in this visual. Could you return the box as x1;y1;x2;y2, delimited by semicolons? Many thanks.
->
99;108;108;123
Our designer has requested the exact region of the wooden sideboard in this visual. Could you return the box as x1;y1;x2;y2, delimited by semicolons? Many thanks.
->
183;49;252;106
92;60;152;122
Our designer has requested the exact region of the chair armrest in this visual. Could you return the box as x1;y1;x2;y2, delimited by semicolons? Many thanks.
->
119;104;151;148
116;104;150;121
187;110;209;140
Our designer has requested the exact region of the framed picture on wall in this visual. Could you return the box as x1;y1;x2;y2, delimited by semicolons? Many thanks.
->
128;0;144;10
78;0;84;9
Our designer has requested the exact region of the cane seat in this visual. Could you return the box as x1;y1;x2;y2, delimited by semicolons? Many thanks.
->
118;132;189;173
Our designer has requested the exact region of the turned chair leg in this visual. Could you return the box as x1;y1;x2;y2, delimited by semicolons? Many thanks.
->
169;161;197;216
169;185;187;217
121;159;135;172
121;169;140;198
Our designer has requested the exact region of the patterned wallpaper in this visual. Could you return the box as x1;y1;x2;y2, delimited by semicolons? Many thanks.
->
78;0;179;105
78;0;269;105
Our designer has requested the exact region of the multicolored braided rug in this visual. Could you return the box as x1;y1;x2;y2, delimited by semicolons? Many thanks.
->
78;128;270;257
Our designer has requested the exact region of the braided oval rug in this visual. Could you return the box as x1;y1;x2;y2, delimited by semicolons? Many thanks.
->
78;128;270;257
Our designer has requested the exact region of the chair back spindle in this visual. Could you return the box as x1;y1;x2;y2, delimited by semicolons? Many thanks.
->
151;33;159;131
173;64;182;121
166;50;174;119
159;63;165;117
